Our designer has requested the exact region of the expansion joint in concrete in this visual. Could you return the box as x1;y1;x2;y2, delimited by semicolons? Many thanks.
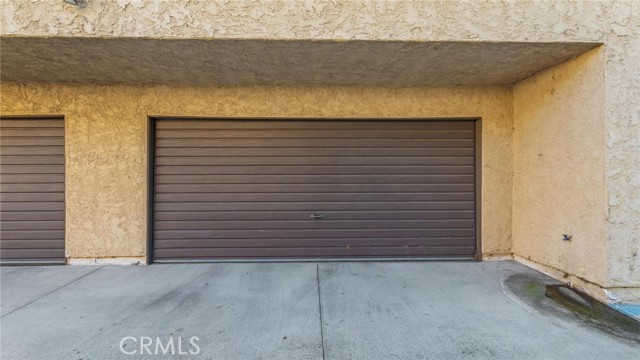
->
316;264;326;360
0;266;104;319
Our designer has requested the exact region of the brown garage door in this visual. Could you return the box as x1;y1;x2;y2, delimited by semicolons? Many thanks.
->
0;117;65;263
153;119;477;261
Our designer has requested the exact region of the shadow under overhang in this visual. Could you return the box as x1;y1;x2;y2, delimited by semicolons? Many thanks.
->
0;37;600;86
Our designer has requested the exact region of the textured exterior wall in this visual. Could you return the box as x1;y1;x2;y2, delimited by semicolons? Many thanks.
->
0;1;634;43
0;84;513;259
513;48;609;287
0;0;638;289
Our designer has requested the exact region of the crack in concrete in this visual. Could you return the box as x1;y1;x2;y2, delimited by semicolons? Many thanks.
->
0;266;105;319
316;264;326;360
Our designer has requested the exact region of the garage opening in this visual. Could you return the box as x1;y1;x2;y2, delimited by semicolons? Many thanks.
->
0;116;66;264
151;118;479;261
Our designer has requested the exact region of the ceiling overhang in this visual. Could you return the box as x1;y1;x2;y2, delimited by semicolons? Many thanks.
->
0;37;598;86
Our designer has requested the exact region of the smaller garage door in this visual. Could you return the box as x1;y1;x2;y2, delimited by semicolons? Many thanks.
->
0;117;65;263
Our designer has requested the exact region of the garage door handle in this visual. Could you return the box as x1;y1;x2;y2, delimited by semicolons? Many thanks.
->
310;214;324;219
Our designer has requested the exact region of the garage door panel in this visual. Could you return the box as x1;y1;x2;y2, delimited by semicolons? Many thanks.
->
0;174;65;184
154;246;476;259
155;165;474;176
0;128;64;137
155;183;474;193
153;119;476;260
0;119;64;128
0;155;65;165
155;237;475;249
154;219;475;230
158;129;474;140
156;172;475;184
157;138;474;149
0;164;64;174
0;137;65;146
156;192;474;203
1;192;65;202
0;117;65;262
155;147;474;157
0;249;65;260
157;120;475;131
0;221;65;231
0;146;65;155
1;183;64;193
0;230;65;240
0;211;65;221
1;202;64;211
155;228;475;240
155;201;474;212
156;156;474;166
154;210;475;221
0;239;65;249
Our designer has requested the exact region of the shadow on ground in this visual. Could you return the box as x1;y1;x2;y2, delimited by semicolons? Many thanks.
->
503;273;640;345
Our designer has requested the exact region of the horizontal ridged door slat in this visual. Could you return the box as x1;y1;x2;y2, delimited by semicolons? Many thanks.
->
155;201;475;212
154;228;476;240
155;120;475;131
155;165;474;176
155;156;474;166
154;237;475;249
157;129;474;139
0;117;65;262
153;246;476;259
153;119;476;260
155;147;474;157
154;210;475;221
155;183;475;193
157;138;474;148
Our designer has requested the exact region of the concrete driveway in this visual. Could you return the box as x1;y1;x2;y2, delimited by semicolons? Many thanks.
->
1;261;638;359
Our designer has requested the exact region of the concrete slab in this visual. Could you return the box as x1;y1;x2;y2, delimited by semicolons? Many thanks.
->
0;263;322;360
1;261;638;360
0;265;99;316
318;261;640;360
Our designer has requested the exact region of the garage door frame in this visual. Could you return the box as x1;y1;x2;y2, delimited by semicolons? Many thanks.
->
0;115;66;265
146;116;482;264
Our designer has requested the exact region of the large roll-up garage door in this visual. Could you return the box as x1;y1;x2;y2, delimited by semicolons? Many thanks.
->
0;117;65;263
153;119;478;261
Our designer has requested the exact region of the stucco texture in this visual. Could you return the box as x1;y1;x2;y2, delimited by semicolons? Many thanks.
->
513;48;609;287
0;37;597;87
0;84;513;259
0;0;638;289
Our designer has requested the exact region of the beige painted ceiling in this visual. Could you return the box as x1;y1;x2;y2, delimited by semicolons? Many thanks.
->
1;37;597;86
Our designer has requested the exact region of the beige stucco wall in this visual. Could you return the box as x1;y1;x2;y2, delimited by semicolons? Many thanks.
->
0;84;513;259
1;0;638;291
513;47;609;287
